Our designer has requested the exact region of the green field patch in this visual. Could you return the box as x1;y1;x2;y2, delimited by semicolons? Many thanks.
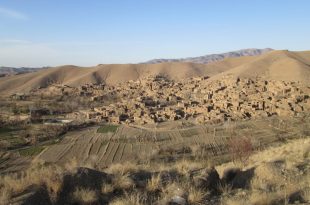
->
0;127;20;136
0;128;26;148
97;125;119;133
0;127;15;134
19;146;45;156
8;137;26;146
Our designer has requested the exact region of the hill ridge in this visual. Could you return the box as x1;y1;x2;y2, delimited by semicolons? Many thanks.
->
143;48;273;64
0;50;309;95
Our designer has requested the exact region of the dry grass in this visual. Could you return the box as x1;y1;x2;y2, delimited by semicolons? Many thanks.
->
187;187;206;205
109;192;145;205
248;191;281;205
159;181;207;205
64;158;79;173
218;183;233;196
146;174;162;192
105;162;138;176
71;188;98;203
0;159;80;203
302;187;310;202
45;173;63;202
219;138;310;205
105;162;137;190
0;164;63;196
1;133;309;205
223;198;247;205
250;162;284;191
112;173;134;190
161;182;184;198
101;183;114;194
149;161;171;172
173;159;203;176
0;187;11;205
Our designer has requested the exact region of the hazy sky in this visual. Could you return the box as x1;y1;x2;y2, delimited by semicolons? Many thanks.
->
0;0;310;67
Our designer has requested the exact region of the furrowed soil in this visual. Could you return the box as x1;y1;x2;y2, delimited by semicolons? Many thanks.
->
37;116;309;169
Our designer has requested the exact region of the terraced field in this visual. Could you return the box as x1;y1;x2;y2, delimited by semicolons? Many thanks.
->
0;152;31;174
38;116;310;168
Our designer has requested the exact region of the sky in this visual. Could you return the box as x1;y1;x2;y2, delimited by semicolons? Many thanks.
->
0;0;310;67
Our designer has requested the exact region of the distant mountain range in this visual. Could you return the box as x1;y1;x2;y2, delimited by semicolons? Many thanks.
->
143;48;273;64
0;67;48;77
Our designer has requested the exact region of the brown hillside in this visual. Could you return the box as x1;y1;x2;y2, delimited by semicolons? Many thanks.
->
212;50;310;82
0;63;226;94
0;50;309;94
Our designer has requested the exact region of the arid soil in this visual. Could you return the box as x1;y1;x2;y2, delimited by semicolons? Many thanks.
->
38;117;309;169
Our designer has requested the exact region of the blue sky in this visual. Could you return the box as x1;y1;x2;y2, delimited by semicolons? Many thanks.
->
0;0;309;67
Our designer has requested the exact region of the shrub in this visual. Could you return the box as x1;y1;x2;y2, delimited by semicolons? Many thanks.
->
228;136;253;165
112;173;134;190
72;188;98;203
187;187;206;205
0;187;10;204
146;174;162;192
105;162;137;175
101;183;114;194
110;192;145;205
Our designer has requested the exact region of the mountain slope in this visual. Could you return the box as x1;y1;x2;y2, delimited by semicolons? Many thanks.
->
143;48;273;64
214;50;310;82
0;63;214;94
0;50;309;95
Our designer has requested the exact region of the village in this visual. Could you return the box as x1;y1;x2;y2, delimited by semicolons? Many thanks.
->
49;74;310;125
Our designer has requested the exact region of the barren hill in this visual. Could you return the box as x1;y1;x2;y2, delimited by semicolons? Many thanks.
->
0;50;309;94
0;63;212;94
211;50;310;82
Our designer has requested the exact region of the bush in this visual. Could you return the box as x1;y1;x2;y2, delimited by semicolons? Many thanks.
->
72;188;98;204
228;136;253;165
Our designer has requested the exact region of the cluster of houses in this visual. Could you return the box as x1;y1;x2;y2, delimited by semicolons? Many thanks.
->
65;74;310;125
